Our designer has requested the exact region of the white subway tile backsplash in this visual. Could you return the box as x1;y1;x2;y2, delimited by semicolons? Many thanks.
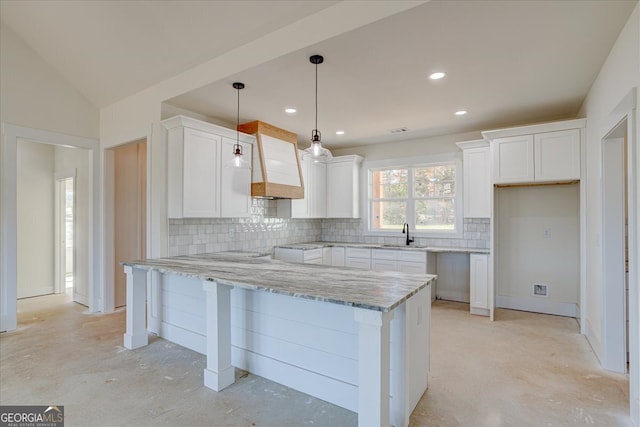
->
168;199;489;256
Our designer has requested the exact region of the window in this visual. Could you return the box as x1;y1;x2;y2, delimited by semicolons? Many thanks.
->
368;160;461;235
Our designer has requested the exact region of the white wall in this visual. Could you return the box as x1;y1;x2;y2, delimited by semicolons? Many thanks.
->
0;23;99;138
578;3;639;423
578;3;639;358
55;146;91;305
495;184;579;316
17;140;55;298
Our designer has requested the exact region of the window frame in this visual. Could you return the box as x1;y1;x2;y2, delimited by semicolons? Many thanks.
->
364;154;463;238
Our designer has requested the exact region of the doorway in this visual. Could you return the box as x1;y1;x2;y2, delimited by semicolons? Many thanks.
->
111;140;147;308
1;125;100;332
55;174;75;295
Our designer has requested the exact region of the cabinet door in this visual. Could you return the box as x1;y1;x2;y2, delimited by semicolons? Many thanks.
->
309;161;327;218
398;261;426;274
346;258;371;270
220;137;252;217
291;152;309;218
372;259;398;272
470;253;489;314
534;129;580;182
492;135;534;184
331;247;345;267
326;161;358;218
463;147;491;217
183;128;221;217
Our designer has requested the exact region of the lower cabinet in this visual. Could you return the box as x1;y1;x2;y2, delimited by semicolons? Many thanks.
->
469;253;489;316
345;248;372;270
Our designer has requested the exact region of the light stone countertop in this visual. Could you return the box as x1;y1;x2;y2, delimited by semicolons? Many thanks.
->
275;241;490;254
122;252;436;312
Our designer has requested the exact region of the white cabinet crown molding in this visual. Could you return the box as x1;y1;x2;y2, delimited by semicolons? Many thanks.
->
456;139;489;150
161;115;254;144
481;118;586;142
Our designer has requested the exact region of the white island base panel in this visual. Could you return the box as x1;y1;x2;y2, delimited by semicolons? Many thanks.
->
126;268;430;427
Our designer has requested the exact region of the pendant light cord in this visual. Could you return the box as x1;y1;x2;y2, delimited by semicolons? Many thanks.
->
314;60;318;132
236;85;240;145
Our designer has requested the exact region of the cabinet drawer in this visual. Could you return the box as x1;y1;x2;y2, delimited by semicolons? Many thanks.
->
346;248;371;259
346;258;372;270
303;248;323;261
372;249;398;260
304;257;322;265
398;251;426;263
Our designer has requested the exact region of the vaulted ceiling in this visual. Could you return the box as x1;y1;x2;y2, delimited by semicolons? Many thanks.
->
1;1;636;148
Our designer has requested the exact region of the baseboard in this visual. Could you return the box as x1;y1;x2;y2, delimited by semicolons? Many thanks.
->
470;307;489;316
496;295;577;317
17;285;54;299
584;318;602;364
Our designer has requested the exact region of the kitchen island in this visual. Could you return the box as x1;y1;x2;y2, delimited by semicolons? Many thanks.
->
122;252;435;427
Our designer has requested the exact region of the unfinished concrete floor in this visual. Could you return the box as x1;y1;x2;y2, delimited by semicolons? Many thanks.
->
0;295;631;426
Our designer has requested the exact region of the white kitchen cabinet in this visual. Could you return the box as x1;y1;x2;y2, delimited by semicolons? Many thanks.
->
491;135;534;184
456;140;490;217
163;115;254;219
488;125;581;185
331;247;345;267
273;247;323;264
534;129;581;182
221;137;252;218
345;247;371;270
326;155;363;218
291;151;327;218
469;253;489;316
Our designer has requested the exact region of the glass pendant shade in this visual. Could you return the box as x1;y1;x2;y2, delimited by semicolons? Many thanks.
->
302;54;332;162
303;129;332;161
225;82;251;169
226;142;250;169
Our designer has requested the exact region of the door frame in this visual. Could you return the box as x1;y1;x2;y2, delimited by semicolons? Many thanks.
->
54;171;76;295
1;124;100;332
601;123;628;373
599;88;638;424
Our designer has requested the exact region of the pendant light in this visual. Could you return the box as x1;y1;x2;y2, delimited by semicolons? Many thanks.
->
226;82;250;169
303;54;333;162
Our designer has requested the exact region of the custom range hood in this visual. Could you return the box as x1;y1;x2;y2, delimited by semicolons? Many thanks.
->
237;120;304;199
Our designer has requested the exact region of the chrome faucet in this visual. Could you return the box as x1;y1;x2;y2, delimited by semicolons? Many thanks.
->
402;223;414;246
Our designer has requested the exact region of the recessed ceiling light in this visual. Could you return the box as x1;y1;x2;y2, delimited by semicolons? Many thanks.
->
455;110;468;116
285;108;297;114
429;72;446;80
336;130;345;135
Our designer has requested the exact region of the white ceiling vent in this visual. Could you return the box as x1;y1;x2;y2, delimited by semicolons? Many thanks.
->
389;127;409;134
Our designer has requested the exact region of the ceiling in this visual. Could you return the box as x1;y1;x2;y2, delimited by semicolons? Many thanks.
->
1;1;637;149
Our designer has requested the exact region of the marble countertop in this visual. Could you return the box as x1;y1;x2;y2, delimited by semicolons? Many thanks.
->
275;241;490;254
122;252;436;313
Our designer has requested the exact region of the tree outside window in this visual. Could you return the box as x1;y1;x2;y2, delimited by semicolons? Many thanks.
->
369;162;457;233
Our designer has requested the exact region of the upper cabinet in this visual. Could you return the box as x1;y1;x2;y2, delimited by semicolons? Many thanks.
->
483;119;584;185
291;150;327;218
534;129;581;182
456;140;491;218
326;155;363;218
162;115;254;219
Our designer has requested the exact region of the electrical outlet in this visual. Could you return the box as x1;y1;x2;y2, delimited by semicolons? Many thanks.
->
543;227;552;238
